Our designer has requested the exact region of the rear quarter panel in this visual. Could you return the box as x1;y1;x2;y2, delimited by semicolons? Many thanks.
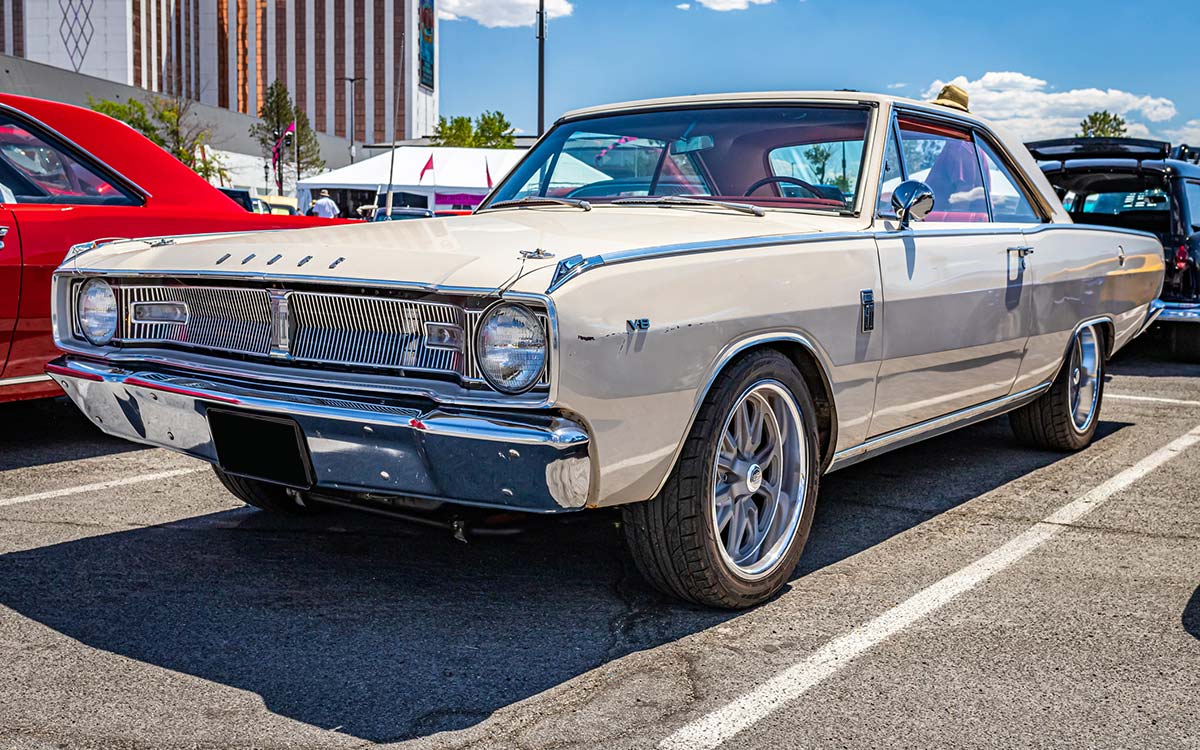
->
550;237;882;507
1013;225;1164;392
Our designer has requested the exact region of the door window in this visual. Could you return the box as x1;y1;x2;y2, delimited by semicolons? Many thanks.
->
0;114;137;205
897;118;987;222
976;139;1041;223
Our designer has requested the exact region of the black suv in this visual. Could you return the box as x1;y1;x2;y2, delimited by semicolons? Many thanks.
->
1029;137;1200;360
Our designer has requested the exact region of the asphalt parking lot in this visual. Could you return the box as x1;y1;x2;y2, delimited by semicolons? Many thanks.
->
1;333;1197;750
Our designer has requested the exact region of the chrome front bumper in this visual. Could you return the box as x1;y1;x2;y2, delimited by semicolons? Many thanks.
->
47;357;592;513
1152;299;1200;324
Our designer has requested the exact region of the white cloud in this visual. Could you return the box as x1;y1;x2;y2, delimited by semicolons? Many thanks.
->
438;0;573;28
1162;119;1200;146
887;82;907;90
922;71;1177;142
693;0;774;10
676;2;692;8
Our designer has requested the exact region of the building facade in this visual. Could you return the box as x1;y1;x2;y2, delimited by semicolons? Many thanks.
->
0;0;438;143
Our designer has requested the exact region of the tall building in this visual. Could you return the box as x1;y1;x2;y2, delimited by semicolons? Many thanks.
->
0;0;438;143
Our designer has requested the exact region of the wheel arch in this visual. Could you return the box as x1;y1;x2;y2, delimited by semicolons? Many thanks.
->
672;333;839;482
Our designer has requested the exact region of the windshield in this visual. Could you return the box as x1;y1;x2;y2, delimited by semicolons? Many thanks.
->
484;105;871;213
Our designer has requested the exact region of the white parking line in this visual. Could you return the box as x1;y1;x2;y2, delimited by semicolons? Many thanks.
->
1108;393;1200;407
659;424;1200;750
0;467;208;509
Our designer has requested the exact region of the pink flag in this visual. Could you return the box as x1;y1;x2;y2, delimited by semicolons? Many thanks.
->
420;155;435;183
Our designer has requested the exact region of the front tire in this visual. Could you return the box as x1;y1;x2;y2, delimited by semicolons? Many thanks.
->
1010;323;1105;451
212;467;321;514
622;350;820;609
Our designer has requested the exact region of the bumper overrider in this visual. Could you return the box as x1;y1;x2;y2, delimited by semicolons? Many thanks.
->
47;357;592;513
1152;298;1200;324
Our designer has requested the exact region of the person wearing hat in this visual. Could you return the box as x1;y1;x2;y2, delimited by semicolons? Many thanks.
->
311;188;342;219
930;84;970;112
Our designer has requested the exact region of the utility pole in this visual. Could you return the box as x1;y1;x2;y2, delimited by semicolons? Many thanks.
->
339;76;367;163
537;0;546;135
385;32;405;220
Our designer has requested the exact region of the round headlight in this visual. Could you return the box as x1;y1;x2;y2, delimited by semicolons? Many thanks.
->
78;278;118;346
476;303;547;394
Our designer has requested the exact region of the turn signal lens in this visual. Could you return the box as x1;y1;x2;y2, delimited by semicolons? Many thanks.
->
1176;245;1190;271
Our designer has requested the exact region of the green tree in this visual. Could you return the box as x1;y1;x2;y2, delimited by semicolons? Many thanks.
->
89;94;227;182
430;115;476;147
1078;110;1128;138
249;80;325;189
430;110;516;148
803;144;834;183
474;111;516;148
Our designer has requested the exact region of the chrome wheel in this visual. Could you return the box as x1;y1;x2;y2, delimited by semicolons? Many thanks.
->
711;380;808;580
1069;324;1102;433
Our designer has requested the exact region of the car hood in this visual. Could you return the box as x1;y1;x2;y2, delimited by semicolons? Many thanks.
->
64;207;867;294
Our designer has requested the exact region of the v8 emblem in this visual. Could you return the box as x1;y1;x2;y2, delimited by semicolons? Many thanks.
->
626;318;651;332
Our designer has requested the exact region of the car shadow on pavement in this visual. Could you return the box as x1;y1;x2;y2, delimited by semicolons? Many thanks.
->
1184;586;1200;641
1109;333;1200;378
0;416;1129;743
0;397;146;471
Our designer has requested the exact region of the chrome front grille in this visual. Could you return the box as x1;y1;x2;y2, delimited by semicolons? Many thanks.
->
118;285;273;356
289;292;465;374
102;282;549;389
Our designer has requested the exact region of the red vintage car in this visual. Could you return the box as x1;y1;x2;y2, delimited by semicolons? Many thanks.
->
0;93;343;402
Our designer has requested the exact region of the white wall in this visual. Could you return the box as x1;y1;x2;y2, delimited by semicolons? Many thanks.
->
20;0;132;84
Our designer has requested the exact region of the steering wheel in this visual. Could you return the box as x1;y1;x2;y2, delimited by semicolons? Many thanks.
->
743;175;822;198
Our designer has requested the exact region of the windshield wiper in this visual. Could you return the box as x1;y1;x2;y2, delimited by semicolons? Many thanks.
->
613;195;765;217
487;196;592;212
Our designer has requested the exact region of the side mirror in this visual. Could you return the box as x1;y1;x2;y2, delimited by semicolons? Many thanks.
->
891;180;935;229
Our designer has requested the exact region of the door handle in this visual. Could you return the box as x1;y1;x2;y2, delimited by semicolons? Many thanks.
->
0;226;7;250
1007;245;1035;257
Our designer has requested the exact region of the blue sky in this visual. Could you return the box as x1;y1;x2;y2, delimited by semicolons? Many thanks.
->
438;0;1200;144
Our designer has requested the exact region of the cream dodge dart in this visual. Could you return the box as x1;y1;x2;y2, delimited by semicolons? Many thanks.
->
49;92;1164;608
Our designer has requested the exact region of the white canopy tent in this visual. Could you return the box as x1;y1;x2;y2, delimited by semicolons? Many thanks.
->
296;146;609;213
297;147;524;212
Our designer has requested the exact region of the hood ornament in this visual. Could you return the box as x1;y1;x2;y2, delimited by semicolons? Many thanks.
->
520;248;555;260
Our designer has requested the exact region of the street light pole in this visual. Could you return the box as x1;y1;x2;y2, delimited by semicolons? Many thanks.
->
537;0;546;135
338;76;367;163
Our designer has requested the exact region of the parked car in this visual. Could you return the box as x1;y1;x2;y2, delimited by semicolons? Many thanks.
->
0;93;345;402
1029;137;1200;359
48;92;1164;607
372;207;436;221
217;187;256;212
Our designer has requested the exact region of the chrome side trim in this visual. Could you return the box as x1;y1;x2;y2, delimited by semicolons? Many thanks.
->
547;231;864;293
827;383;1052;473
648;331;838;500
547;223;1159;293
0;373;53;386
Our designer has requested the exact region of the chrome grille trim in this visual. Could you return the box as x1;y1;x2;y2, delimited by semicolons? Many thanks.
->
99;282;550;389
117;285;273;357
288;291;467;374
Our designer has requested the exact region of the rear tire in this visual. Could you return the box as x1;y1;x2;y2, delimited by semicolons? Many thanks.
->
1167;325;1200;363
212;467;320;514
1010;323;1105;451
622;350;820;609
